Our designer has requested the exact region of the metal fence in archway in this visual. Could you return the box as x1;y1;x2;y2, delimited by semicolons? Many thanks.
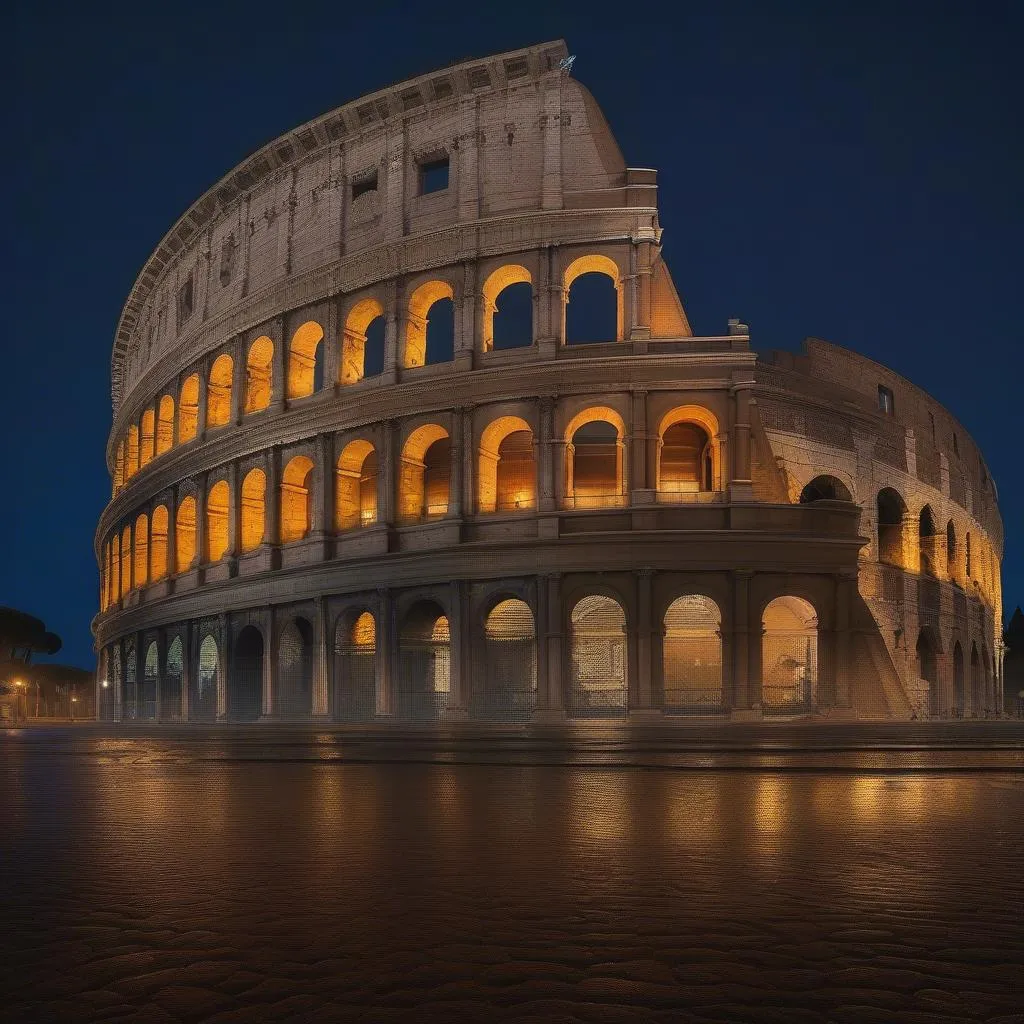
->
662;595;724;714
568;595;628;718
473;598;537;721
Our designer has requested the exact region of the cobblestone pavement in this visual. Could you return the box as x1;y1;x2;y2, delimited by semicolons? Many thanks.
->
2;724;1022;1023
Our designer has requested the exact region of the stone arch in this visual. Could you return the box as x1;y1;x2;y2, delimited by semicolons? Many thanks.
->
240;468;266;553
564;406;627;508
478;415;535;513
799;475;853;503
179;373;200;443
151;505;168;579
164;635;183;721
946;519;960;584
333;608;376;721
877;487;908;568
341;298;385;384
657;406;720;496
175;494;197;572
397;599;450;720
404;280;455;368
123;636;137;719
481;264;532;351
761;596;818;714
156;395;174;455
475;597;537;721
563;253;623;345
133;512;149;588
119;524;132;597
245;336;274;413
569;593;628;717
287;321;325;399
663;594;723;712
207;354;233;428
230;625;263;721
335;439;378;530
277;616;314;719
126;424;139;478
280;455;314;543
952;640;965;716
192;633;218;722
142;640;159;721
206;479;230;562
919;505;939;577
399;424;450;521
139;408;156;469
915;626;939;718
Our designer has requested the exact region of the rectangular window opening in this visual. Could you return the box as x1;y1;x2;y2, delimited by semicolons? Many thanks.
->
419;155;449;195
352;171;378;200
877;384;894;416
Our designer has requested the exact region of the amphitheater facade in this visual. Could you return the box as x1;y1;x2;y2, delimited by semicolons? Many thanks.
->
93;41;1004;724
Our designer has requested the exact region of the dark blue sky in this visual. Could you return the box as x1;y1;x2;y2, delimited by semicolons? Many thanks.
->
4;1;1021;668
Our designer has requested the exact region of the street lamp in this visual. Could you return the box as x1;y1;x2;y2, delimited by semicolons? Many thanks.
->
70;695;78;722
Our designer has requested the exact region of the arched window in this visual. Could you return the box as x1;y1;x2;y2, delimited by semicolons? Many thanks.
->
761;596;818;713
194;634;218;722
335;440;378;530
877;488;907;568
164;636;183;722
478;416;535;512
280;455;314;543
206;479;230;562
230;626;263;721
114;441;125;493
341;299;385;384
139;408;155;469
124;636;137;719
179;374;200;443
142;641;158;721
399;425;450;521
277;617;314;719
563;254;622;345
245;336;274;413
946;520;959;583
569;594;627;716
919;505;938;577
916;629;938;718
151;505;168;580
134;513;149;588
663;595;723;711
799;475;852;503
481;265;532;351
175;495;197;572
397;600;450;720
207;354;233;428
240;469;266;553
126;425;139;478
156;395;174;455
565;408;626;508
287;321;325;399
334;610;376;722
657;407;719;497
109;536;120;606
476;598;537;720
952;640;965;716
405;281;455;368
120;525;132;597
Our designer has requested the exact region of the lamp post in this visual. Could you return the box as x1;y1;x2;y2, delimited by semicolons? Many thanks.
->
13;680;25;723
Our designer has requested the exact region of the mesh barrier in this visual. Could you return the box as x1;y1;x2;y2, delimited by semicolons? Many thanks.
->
569;596;627;717
191;635;218;722
761;632;817;715
141;641;159;721
163;637;184;722
663;596;724;714
124;637;137;721
474;599;536;722
334;649;376;721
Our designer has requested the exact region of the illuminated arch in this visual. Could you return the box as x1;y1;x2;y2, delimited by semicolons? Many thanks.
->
245;336;274;413
404;280;454;368
125;425;139;478
477;598;537;720
194;634;218;722
564;406;627;507
280;455;314;543
397;600;450;719
179;374;200;443
334;610;377;721
799;475;852;504
761;596;818;712
207;354;233;428
341;298;385;384
335;439;378;530
175;495;197;572
876;488;908;568
399;424;450;521
663;595;723;710
151;505;168;580
919;505;938;577
156;395;174;455
287;321;324;399
481;265;532;352
119;525;132;597
478;415;535;512
206;479;230;562
139;408;155;469
563;254;623;345
657;406;721;495
240;468;266;553
133;513;149;588
569;594;627;716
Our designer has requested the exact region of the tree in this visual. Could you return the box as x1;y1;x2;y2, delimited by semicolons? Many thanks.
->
0;607;62;696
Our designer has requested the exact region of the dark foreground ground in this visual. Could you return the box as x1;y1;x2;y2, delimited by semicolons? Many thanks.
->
2;723;1023;1024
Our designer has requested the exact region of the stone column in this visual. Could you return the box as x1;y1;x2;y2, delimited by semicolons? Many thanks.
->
375;589;394;717
536;246;556;356
731;570;757;717
166;485;177;581
833;571;856;710
271;316;287;412
180;624;192;721
540;573;565;717
454;263;476;371
444;580;469;719
535;575;549;711
261;609;275;718
324;297;341;392
216;613;229;719
311;433;332;546
313;597;330;718
631;241;653;342
631;568;659;715
629;390;652;503
382;280;399;385
154;630;165;722
231;337;245;425
729;379;754;501
196;362;209;442
225;461;240;567
264;448;281;547
377;420;395;529
538;397;556;513
448;411;464;519
194;474;208;572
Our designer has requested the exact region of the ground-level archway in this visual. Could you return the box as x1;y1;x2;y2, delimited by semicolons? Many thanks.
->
915;628;939;718
230;626;264;721
333;610;376;722
277;618;314;718
662;595;723;713
568;594;627;717
761;597;818;714
473;598;537;721
397;600;450;721
191;634;218;722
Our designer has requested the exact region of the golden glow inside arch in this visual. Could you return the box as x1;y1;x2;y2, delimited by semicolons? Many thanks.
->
762;596;819;708
399;423;450;520
156;395;174;455
151;505;168;580
351;611;376;647
564;406;626;506
280;455;314;543
134;513;149;588
139;408;155;469
335;439;378;530
179;374;200;443
404;280;454;369
657;405;720;494
119;525;132;597
206;479;230;562
240;468;266;553
245;336;274;414
126;425;139;478
478;415;535;512
175;495;197;573
663;595;723;707
341;298;385;384
207;354;233;428
480;265;532;352
287;321;324;400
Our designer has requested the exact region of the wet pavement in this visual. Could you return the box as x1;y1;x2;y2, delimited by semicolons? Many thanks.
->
2;723;1023;1023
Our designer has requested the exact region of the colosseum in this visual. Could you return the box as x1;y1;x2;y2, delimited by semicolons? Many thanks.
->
93;40;1004;725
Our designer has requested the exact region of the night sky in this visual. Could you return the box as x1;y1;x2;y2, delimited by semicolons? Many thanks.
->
4;1;1021;669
